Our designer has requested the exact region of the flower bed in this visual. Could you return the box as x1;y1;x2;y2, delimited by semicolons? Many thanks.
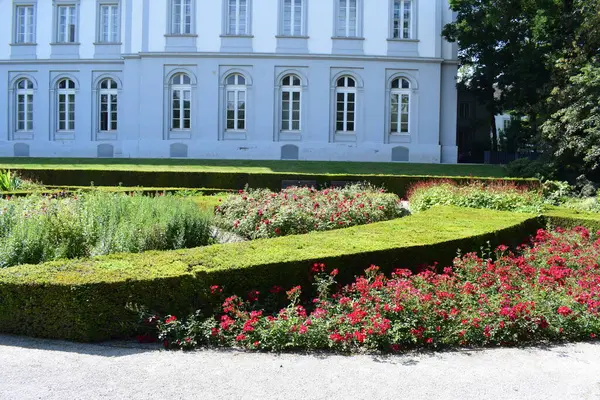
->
0;192;213;268
408;180;545;214
141;227;600;352
214;185;405;239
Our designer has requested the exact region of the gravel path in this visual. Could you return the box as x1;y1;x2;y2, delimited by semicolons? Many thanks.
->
1;335;599;400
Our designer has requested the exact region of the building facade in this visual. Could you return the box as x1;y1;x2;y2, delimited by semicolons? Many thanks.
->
0;0;459;163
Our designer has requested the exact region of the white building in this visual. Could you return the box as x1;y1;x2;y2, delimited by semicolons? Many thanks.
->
0;0;459;163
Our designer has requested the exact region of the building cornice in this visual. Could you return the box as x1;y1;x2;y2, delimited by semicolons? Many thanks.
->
0;52;459;65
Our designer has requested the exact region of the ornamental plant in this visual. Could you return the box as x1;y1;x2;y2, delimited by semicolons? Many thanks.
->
214;184;406;239
138;227;600;352
407;180;545;214
0;191;213;268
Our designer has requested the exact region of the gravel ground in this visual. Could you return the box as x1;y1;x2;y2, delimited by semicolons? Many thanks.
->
1;335;599;400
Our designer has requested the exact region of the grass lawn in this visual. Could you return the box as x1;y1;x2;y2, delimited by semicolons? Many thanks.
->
0;158;508;178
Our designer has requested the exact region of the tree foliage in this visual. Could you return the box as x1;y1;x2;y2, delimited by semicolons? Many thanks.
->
444;0;600;180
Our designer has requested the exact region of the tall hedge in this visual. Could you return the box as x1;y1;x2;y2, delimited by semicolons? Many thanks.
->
14;168;540;198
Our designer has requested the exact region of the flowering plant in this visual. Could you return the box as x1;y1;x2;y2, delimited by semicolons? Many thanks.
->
408;180;545;214
214;184;406;239
138;227;600;353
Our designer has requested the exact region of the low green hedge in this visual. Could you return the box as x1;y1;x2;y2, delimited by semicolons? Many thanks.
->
544;207;600;232
0;186;232;198
0;207;541;342
13;168;539;198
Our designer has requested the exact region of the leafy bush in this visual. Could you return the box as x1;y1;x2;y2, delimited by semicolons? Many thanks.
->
214;185;406;239
506;158;555;179
408;180;545;214
0;192;212;268
0;170;19;191
139;227;600;352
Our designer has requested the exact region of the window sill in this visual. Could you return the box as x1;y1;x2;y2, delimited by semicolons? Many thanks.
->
164;34;198;38
54;131;76;141
387;38;419;43
169;130;192;140
389;133;411;144
10;42;37;46
223;131;247;140
220;34;254;38
334;132;357;143
13;132;35;141
331;36;365;41
94;42;123;45
97;131;118;141
276;35;309;39
50;42;81;46
279;131;302;141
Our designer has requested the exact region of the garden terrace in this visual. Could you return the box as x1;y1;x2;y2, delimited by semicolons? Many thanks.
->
0;207;539;342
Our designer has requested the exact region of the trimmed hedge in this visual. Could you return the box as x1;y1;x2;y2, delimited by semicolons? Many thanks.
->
13;168;539;198
0;186;232;198
0;207;541;342
544;207;600;232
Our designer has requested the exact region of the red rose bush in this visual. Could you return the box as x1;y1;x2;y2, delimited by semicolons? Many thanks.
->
138;227;600;352
214;184;406;239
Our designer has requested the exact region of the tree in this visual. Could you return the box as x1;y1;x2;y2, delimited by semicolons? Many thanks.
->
542;62;600;179
444;0;600;180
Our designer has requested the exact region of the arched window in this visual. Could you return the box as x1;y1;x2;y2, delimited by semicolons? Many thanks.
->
335;76;356;134
225;74;247;131
57;78;76;131
15;78;34;132
390;77;411;134
170;73;192;131
98;78;118;132
280;74;302;132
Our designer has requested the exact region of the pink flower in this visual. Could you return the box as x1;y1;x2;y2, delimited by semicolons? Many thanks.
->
165;316;177;324
557;306;573;316
248;290;260;302
236;334;246;342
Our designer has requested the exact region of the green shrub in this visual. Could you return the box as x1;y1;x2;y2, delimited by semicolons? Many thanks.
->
215;185;405;239
0;207;540;342
506;158;555;179
0;192;213;268
544;207;600;232
13;168;539;198
408;181;545;214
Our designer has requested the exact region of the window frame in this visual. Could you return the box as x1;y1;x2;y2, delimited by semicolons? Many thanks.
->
56;78;76;132
225;74;248;132
52;1;80;44
170;73;193;132
278;0;307;37
13;3;37;44
15;78;35;133
389;0;416;40
224;0;252;36
334;0;363;38
280;74;303;133
168;0;195;35
334;76;358;134
389;77;411;135
98;78;119;133
97;1;121;43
